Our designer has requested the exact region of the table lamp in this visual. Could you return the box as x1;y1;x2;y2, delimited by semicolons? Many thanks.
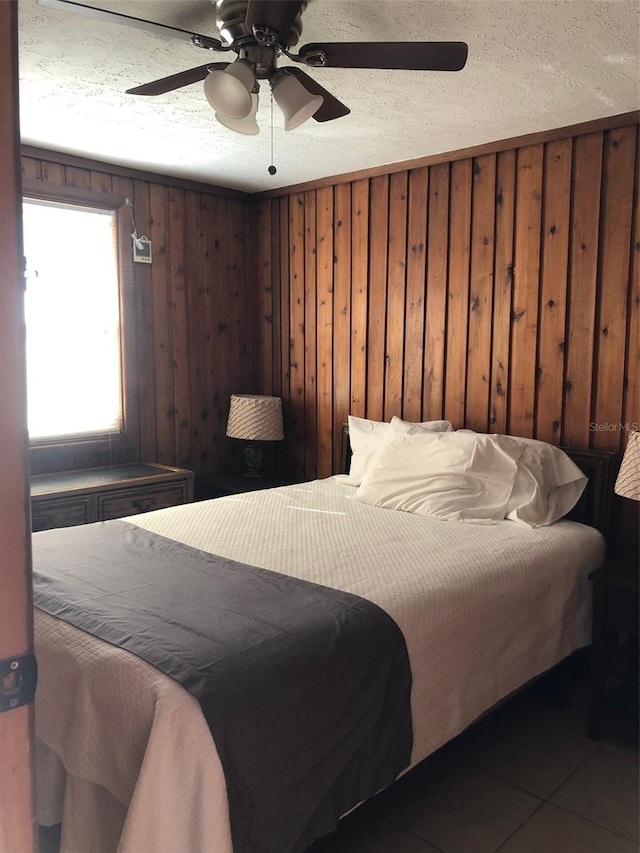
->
226;394;284;478
614;429;640;502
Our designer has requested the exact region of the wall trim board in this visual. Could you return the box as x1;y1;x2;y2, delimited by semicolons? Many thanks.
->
254;111;640;200
22;177;127;208
20;144;250;201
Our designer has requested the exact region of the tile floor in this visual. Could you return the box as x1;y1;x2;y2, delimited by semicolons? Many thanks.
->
310;668;639;853
39;664;638;853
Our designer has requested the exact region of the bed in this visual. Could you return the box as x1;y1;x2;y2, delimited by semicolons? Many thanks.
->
33;423;616;853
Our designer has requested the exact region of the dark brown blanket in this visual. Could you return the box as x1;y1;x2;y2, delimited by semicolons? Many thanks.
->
33;519;413;852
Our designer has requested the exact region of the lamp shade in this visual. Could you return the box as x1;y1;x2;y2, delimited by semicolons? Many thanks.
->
614;430;640;501
216;93;259;135
226;395;284;441
271;72;323;132
204;61;254;119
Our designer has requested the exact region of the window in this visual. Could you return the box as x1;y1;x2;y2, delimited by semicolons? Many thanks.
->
21;186;138;465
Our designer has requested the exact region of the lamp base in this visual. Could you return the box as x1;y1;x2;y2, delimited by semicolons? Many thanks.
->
241;442;267;478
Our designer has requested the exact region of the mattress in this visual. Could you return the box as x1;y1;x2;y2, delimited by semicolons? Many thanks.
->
34;476;605;852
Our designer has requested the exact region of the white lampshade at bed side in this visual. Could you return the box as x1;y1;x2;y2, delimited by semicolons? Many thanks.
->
614;430;640;501
226;394;284;441
226;394;284;478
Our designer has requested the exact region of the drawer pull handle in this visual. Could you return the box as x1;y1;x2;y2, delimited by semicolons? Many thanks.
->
132;498;154;512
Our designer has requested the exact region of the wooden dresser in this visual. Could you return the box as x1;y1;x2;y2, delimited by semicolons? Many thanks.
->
30;463;194;532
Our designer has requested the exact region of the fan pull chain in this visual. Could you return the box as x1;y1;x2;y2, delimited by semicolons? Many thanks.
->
268;93;277;176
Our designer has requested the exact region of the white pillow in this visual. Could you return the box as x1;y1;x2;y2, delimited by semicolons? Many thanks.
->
389;415;453;435
354;431;524;524
345;415;453;485
504;437;587;527
457;430;588;527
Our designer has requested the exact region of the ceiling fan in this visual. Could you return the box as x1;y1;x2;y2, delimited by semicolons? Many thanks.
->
38;0;469;136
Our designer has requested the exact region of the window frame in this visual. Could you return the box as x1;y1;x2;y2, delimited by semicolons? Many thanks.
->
22;179;139;470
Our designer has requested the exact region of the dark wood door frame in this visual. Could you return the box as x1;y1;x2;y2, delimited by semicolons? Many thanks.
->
0;2;37;850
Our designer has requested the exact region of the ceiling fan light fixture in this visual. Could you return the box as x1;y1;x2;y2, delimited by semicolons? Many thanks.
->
204;60;255;119
215;94;260;135
271;72;323;132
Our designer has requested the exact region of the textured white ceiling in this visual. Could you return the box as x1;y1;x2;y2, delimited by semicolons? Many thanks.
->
18;0;640;193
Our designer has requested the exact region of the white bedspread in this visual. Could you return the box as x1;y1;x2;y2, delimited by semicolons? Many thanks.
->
34;477;605;852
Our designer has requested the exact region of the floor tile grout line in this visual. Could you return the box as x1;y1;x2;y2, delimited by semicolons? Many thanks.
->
550;801;640;845
380;745;638;853
492;801;546;853
459;758;559;802
381;816;447;853
466;740;639;839
540;743;605;802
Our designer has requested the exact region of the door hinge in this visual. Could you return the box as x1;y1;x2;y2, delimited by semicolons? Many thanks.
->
0;653;37;713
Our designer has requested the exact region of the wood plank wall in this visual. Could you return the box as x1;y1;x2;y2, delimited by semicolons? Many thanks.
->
256;119;639;481
21;151;257;478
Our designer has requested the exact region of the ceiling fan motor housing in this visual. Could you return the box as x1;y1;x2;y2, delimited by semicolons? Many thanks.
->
214;0;305;48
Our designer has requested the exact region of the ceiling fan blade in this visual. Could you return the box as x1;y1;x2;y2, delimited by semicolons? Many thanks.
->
283;68;350;123
298;41;469;72
245;0;304;37
36;0;225;51
126;63;227;96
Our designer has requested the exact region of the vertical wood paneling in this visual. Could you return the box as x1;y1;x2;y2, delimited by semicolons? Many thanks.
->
90;170;112;194
27;121;636;491
270;198;282;399
466;154;496;431
316;187;334;477
41;161;64;185
403;167;428;422
63;166;91;190
508;144;543;438
444;159;472;426
232;201;253;392
279;198;291;441
185;191;207;470
209;194;229;456
21;149;256;478
133;178;157;463
256;200;273;394
149;183;175;465
201;194;220;465
624;163;639;438
563;132;603;446
384;171;408;421
256;118;638;495
168;188;191;468
289;193;306;475
367;175;389;420
535;139;572;444
350;179;369;418
304;190;318;477
333;183;351;471
592;125;637;449
423;163;449;420
21;156;41;181
490;150;516;433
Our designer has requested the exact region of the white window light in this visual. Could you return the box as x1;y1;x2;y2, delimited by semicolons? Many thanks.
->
22;198;123;441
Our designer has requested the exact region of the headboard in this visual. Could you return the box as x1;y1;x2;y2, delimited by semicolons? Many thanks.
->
338;423;617;539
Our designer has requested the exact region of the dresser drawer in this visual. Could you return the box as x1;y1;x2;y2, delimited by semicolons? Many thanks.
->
32;498;91;532
31;463;193;531
98;484;187;520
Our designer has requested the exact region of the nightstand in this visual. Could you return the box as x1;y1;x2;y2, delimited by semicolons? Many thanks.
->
195;472;301;500
588;557;639;741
